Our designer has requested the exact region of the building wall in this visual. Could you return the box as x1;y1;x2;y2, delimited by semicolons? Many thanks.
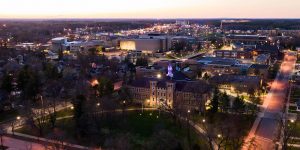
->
202;65;241;76
149;81;158;107
166;82;175;108
128;87;150;104
217;81;261;94
215;50;251;59
247;68;269;80
128;81;208;111
120;39;165;52
175;92;207;111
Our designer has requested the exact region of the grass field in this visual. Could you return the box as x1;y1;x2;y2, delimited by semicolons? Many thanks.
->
0;110;19;123
17;110;209;149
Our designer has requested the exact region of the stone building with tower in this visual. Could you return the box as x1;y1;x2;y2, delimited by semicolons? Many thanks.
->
126;64;212;112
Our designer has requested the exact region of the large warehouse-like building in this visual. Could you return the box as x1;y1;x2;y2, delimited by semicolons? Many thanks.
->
119;39;168;53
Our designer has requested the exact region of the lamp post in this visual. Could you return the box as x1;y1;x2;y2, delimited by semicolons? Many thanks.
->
122;100;126;115
96;102;101;116
187;109;191;149
157;74;162;79
11;116;21;135
142;101;144;113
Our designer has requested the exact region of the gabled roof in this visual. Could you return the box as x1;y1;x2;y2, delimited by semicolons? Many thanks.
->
128;77;211;93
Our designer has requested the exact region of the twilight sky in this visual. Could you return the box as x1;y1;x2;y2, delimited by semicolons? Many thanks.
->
0;0;300;19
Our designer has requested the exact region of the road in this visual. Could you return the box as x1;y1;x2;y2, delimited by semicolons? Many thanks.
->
244;52;297;150
1;134;90;150
1;136;50;150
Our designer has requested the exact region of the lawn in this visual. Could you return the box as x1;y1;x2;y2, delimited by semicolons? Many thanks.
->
165;54;177;59
290;139;300;145
291;88;300;97
17;110;209;149
290;87;300;104
289;106;299;113
55;108;74;118
288;146;300;150
0;110;19;123
192;113;255;139
291;121;300;137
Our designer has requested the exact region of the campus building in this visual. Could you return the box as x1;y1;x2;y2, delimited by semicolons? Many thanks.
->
127;65;212;111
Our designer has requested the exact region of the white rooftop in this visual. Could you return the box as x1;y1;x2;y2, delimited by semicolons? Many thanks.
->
52;37;67;41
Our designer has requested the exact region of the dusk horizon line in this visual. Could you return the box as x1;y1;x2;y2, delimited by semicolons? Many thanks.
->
1;17;300;21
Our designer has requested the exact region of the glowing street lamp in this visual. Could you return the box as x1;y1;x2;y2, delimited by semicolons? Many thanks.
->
147;99;150;106
202;119;206;123
217;134;222;138
157;74;162;79
91;79;99;87
291;119;295;123
97;103;100;107
70;106;74;110
16;116;21;120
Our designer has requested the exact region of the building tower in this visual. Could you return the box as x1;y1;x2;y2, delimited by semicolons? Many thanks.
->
149;80;158;107
167;64;174;78
166;81;175;108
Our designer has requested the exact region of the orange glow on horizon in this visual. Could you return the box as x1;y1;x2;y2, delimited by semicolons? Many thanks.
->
0;0;300;19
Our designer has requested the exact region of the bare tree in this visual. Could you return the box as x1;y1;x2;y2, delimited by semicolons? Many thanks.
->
44;81;62;129
28;98;48;137
278;114;297;150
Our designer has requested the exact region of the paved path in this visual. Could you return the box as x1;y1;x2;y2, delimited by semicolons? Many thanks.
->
244;53;297;150
1;103;73;132
2;136;49;150
3;131;91;150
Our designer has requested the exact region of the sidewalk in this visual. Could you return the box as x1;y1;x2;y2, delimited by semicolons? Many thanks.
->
4;131;94;150
2;136;51;150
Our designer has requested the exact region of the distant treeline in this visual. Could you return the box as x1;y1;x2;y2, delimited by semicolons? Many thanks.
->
191;19;300;30
0;21;153;43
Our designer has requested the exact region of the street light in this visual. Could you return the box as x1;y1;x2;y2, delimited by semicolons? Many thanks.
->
290;119;295;123
70;106;74;110
202;119;206;123
147;100;150;107
187;109;191;113
97;103;100;107
157;74;162;79
12;116;21;135
217;134;222;138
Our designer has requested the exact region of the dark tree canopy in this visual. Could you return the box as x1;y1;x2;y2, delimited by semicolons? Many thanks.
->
1;73;13;93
